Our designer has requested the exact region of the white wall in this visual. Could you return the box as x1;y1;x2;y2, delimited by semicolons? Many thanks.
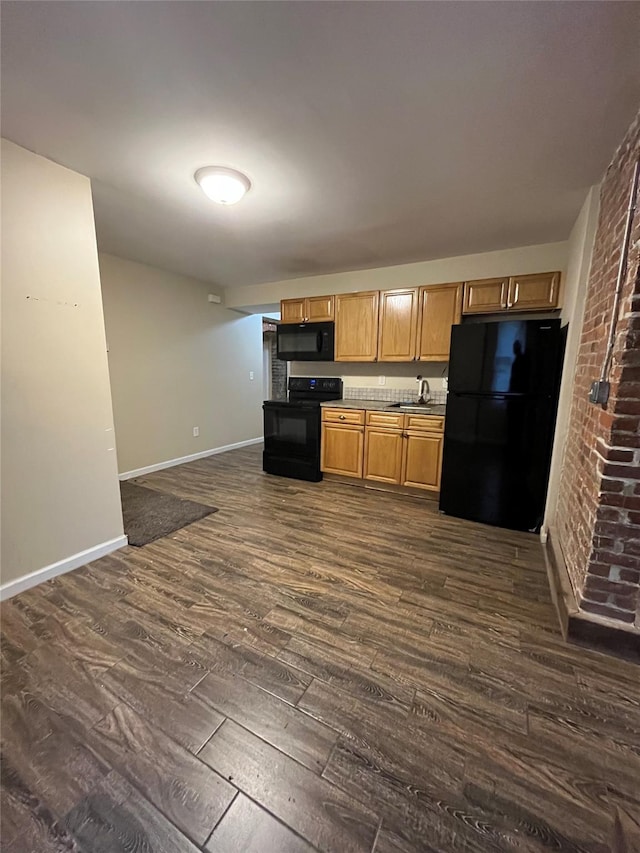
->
544;186;600;532
99;254;264;476
1;139;125;592
225;241;568;312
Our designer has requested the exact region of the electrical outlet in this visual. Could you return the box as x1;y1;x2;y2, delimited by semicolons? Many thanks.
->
249;371;254;381
378;375;386;386
192;426;199;437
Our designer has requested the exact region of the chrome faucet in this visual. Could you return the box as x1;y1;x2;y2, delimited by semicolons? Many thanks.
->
417;375;431;405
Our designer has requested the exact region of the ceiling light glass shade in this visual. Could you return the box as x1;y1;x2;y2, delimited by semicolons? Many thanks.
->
195;166;251;205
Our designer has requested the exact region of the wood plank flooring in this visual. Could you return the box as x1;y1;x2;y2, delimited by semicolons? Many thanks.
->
1;444;639;852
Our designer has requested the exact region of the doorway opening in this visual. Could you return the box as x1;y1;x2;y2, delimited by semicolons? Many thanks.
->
262;318;287;400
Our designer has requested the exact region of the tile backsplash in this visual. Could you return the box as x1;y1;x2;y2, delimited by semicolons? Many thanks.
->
290;361;449;402
343;386;448;404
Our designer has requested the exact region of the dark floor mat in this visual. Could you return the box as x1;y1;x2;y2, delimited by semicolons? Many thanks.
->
120;481;218;546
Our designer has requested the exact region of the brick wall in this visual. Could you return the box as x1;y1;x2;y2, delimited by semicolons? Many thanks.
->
556;110;640;628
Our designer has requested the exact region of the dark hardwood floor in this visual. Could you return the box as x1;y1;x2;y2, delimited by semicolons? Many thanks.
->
1;444;639;853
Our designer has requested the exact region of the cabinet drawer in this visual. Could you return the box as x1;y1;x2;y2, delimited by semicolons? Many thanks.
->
322;408;365;426
365;411;404;430
404;414;444;433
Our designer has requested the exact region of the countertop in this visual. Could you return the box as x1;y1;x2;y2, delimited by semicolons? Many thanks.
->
320;399;447;416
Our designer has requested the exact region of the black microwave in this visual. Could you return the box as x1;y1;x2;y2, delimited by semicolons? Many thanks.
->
276;321;335;361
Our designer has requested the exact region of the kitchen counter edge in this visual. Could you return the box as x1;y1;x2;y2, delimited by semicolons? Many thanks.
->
320;399;447;416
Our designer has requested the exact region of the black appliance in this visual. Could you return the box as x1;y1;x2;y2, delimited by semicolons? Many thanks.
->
263;377;343;482
439;319;563;532
276;322;335;361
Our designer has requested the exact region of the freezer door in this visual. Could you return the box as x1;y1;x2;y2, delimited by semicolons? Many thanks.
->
448;320;561;396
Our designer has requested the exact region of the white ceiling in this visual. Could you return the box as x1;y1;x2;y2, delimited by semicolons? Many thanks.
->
2;2;639;290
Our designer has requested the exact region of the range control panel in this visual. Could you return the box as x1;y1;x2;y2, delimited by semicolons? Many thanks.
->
288;377;343;394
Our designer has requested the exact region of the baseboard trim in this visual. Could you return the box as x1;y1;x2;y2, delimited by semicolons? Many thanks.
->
542;526;576;640
119;437;264;481
0;535;128;601
543;526;639;659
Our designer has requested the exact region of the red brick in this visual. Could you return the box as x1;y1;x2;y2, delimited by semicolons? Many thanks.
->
619;568;640;584
622;538;640;556
601;446;636;462
612;595;637;611
580;600;636;622
599;479;625;494
599;463;640;479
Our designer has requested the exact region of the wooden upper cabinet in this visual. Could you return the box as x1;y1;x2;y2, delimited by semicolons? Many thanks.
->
462;278;509;314
463;272;561;315
378;288;419;362
507;272;560;311
281;298;306;323
306;295;335;322
335;291;379;362
417;283;463;361
280;295;334;323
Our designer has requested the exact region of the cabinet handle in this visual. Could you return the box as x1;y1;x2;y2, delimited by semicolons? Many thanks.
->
339;415;346;420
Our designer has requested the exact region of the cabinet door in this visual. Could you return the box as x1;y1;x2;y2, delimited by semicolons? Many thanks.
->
462;278;508;314
377;288;419;362
417;283;463;361
507;272;560;311
364;428;404;484
335;291;380;362
306;295;335;322
281;298;305;323
321;425;364;476
402;431;443;491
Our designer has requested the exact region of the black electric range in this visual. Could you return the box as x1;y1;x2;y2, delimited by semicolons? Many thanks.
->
262;377;343;482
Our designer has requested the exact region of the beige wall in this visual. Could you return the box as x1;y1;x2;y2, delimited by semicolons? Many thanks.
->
225;241;568;312
99;254;264;475
1;139;124;590
543;186;600;534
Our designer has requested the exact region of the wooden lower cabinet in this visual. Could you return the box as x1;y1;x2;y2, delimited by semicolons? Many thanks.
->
402;431;443;492
364;427;404;484
323;408;444;491
321;423;364;477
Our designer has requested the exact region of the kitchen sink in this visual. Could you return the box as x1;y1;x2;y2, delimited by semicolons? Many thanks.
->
388;402;439;413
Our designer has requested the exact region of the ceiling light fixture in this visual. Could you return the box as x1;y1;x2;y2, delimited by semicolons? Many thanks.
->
194;166;251;205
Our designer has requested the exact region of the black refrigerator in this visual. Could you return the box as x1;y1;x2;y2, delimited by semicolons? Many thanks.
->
439;319;563;532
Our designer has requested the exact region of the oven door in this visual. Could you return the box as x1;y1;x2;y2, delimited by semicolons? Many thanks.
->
262;402;322;481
